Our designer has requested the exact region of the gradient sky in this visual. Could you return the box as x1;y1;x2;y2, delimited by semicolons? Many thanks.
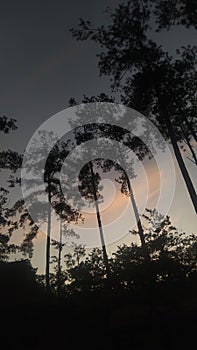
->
1;0;196;273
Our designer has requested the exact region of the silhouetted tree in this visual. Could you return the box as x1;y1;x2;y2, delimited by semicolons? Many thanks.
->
64;209;196;295
51;224;79;294
44;137;84;290
0;115;17;133
65;247;106;294
112;208;197;289
68;98;151;255
78;160;110;277
152;0;197;30
71;0;197;213
0;116;37;261
22;129;80;290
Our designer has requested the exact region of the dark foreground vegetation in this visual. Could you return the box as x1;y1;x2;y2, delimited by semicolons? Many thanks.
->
1;280;197;350
1;212;197;349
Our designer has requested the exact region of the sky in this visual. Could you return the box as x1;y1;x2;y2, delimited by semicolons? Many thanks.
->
0;0;120;151
1;0;196;273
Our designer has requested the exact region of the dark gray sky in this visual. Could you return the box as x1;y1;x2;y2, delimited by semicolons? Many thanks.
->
0;0;118;150
1;0;196;152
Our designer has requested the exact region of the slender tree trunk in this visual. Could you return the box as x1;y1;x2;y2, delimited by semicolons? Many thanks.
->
180;124;197;165
126;177;146;247
46;204;51;291
116;142;147;248
165;114;197;214
46;179;52;292
82;126;110;276
134;34;197;215
127;176;150;260
89;161;110;278
185;137;197;166
76;250;80;266
184;116;197;143
57;216;63;294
